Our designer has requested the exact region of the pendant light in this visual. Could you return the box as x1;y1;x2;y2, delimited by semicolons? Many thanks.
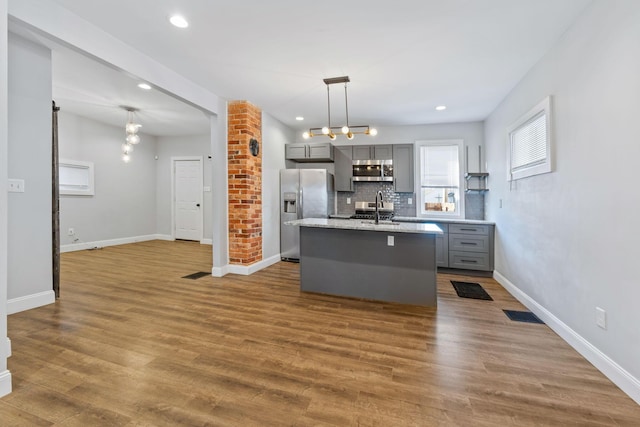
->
302;76;376;140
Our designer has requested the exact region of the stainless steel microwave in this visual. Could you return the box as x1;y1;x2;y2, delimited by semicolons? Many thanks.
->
352;159;393;182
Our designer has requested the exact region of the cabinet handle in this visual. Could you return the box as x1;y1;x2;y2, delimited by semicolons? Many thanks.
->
460;242;477;246
461;259;477;263
460;228;477;232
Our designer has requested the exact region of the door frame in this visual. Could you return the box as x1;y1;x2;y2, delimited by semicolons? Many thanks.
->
171;156;204;242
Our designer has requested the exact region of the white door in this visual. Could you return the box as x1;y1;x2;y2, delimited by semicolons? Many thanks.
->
174;159;202;241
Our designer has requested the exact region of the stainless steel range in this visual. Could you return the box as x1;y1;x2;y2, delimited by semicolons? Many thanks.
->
351;201;395;221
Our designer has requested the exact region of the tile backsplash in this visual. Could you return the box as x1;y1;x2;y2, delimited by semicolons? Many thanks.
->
336;182;485;220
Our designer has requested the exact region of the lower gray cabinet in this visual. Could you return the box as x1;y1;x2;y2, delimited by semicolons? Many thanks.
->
431;222;448;267
393;220;495;272
449;251;491;270
447;223;494;272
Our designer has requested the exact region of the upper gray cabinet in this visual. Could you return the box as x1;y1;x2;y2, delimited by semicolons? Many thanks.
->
285;142;334;162
393;144;414;192
352;145;392;160
334;146;354;192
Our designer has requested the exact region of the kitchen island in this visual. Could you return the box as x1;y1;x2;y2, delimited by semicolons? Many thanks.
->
285;218;442;307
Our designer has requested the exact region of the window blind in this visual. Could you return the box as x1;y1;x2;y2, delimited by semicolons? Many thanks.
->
510;111;547;171
420;145;459;187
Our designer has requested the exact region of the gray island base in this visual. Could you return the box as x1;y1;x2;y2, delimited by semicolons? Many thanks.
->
289;219;442;307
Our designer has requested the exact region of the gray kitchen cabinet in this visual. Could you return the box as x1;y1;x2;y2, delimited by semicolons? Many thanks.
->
285;142;334;162
285;143;307;160
352;145;372;160
352;145;392;160
392;219;495;272
373;145;393;160
447;223;494;271
334;145;354;192
393;144;414;192
431;222;448;268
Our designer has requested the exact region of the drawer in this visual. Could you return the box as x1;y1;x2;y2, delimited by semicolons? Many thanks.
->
449;234;489;253
449;251;491;271
449;223;489;235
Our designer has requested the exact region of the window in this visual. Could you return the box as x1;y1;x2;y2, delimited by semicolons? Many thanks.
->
415;140;464;217
507;96;552;181
59;159;95;196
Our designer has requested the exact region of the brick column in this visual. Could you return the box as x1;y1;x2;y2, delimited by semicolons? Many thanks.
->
228;101;262;265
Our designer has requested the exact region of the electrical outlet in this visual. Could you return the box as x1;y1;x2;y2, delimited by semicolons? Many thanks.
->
347;197;351;204
203;186;211;192
387;236;394;246
68;228;75;236
499;199;503;208
596;307;606;329
408;197;413;205
8;179;25;193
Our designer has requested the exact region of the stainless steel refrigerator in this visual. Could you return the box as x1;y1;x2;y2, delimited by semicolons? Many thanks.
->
280;169;334;261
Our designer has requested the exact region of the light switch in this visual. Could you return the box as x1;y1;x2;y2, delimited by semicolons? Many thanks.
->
8;179;25;193
408;197;413;205
596;307;606;329
387;235;394;246
347;197;351;204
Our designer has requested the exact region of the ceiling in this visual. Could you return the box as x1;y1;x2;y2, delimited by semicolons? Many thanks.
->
38;0;591;136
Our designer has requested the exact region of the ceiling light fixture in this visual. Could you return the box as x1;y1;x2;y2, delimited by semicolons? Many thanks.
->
436;105;447;111
121;106;142;163
302;76;376;141
169;14;189;28
138;83;152;90
296;116;304;121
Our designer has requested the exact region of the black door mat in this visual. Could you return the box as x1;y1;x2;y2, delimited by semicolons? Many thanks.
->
503;309;544;324
451;281;493;301
182;271;211;280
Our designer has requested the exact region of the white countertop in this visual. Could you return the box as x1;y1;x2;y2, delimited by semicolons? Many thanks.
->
393;216;495;225
285;218;443;234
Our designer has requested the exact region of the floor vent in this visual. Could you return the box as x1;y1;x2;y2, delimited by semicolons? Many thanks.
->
503;309;544;324
451;281;493;301
182;271;211;280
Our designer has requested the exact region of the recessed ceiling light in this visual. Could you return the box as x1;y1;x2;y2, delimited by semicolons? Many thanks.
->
137;83;152;90
296;116;304;121
435;105;447;111
169;15;189;28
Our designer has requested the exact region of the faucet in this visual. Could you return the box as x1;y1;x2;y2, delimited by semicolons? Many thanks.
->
375;190;384;224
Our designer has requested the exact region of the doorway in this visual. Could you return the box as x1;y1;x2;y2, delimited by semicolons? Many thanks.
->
172;157;204;242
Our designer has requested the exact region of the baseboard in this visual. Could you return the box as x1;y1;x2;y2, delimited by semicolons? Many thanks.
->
61;234;169;253
493;270;640;405
217;254;282;277
200;238;213;245
0;370;11;398
7;290;56;315
155;234;174;241
211;265;228;277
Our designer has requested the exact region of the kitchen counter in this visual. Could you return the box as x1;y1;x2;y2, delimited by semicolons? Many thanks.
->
393;216;495;225
286;218;439;306
328;214;352;220
286;218;442;235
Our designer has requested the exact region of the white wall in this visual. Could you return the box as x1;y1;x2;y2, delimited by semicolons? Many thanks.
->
7;33;54;310
58;111;158;247
262;112;292;259
155;134;212;240
484;0;640;403
0;0;12;398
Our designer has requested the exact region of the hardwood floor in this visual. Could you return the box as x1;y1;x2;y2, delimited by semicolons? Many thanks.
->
2;240;639;426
